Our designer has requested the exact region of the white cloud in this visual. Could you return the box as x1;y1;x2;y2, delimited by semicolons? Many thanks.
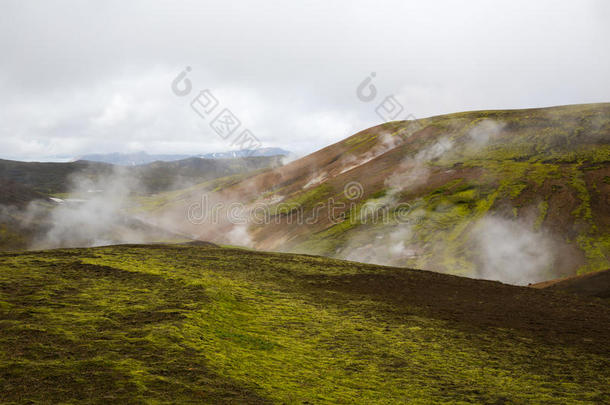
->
92;94;131;127
0;0;608;160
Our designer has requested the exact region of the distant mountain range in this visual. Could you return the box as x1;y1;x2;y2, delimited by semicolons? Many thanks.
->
78;148;291;165
0;155;283;196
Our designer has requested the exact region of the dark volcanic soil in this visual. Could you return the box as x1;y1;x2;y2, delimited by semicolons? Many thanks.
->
299;266;610;356
531;269;610;299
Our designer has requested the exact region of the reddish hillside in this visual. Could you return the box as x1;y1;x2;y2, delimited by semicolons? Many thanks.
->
149;103;610;284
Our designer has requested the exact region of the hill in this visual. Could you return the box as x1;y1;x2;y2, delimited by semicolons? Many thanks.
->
0;159;114;195
0;158;267;253
0;244;608;403
148;103;610;284
131;156;283;194
0;155;283;195
79;148;290;165
0;179;52;251
531;268;610;299
0;178;49;207
0;156;282;250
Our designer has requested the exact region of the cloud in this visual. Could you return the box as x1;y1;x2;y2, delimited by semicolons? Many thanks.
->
0;0;608;160
92;94;131;127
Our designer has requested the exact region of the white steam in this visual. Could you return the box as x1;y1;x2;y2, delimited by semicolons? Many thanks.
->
339;132;402;175
304;172;328;189
466;119;505;146
341;224;419;266
280;152;301;166
472;216;555;285
385;136;454;194
30;169;141;248
226;224;253;247
23;169;188;249
336;119;562;285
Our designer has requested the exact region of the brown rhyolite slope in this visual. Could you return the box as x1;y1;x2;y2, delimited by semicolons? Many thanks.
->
151;103;610;282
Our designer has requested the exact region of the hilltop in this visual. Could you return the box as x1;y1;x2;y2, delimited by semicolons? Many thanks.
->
0;244;608;403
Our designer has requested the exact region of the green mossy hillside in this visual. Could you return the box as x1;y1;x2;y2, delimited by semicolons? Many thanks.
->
1;244;608;403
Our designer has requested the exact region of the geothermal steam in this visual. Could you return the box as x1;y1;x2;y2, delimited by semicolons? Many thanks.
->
29;169;144;248
339;119;559;284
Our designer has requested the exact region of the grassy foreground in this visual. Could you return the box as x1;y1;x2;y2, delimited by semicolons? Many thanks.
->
0;244;609;404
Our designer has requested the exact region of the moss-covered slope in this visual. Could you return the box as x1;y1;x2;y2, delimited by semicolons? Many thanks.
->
1;244;608;403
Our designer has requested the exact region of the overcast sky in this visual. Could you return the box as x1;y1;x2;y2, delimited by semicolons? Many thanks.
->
0;0;608;160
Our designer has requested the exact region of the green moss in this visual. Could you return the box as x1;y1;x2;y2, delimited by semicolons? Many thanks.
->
535;201;549;231
277;183;331;212
575;234;610;274
1;245;608;403
569;167;593;223
509;182;528;198
447;188;479;204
